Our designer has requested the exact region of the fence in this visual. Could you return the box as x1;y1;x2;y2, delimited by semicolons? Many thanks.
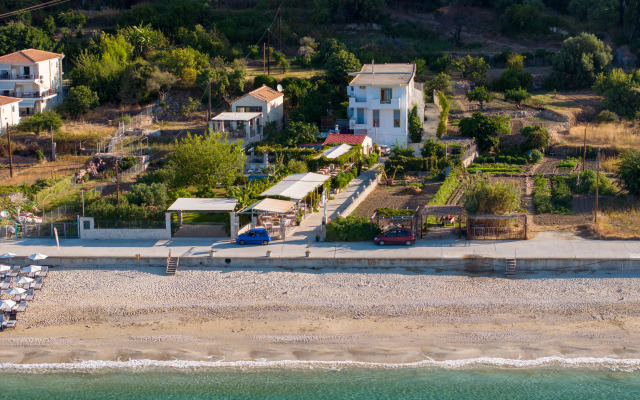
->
94;219;166;229
1;221;79;239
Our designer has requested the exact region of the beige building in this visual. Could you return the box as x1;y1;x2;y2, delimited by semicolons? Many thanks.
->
0;49;64;117
0;95;21;137
231;85;284;130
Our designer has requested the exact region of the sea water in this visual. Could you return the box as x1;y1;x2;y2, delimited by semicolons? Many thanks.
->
0;359;639;399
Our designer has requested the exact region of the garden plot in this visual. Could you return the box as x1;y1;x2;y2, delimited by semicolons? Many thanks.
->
352;181;441;218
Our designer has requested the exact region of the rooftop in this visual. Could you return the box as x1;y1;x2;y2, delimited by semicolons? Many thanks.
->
0;49;63;64
234;85;284;104
349;63;415;86
0;95;21;106
167;198;238;212
260;173;331;201
317;144;353;159
324;134;370;146
245;198;296;214
212;112;262;121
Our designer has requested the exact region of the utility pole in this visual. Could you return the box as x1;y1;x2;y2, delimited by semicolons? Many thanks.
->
207;81;212;123
594;148;600;225
263;43;266;74
279;6;282;53
115;160;120;205
582;125;587;172
81;188;85;217
267;29;271;76
7;123;13;178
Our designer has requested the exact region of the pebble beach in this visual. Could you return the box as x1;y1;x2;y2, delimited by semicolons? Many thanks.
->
0;266;639;364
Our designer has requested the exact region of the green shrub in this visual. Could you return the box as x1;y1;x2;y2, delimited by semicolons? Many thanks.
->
119;156;138;171
532;176;552;213
128;182;168;207
326;215;381;242
558;156;579;169
407;182;424;189
551;178;573;213
35;149;45;162
466;163;523;174
366;152;378;166
529;149;544;163
374;207;415;217
464;178;521;215
595;110;618;124
567;169;617;196
429;169;460;205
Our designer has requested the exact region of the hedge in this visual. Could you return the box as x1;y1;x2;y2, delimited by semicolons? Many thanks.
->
374;207;415;217
436;90;449;138
532;176;552;213
429;169;460;205
326;215;381;242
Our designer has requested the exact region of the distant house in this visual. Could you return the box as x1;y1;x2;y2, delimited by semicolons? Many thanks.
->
0;49;64;117
323;133;373;156
347;63;424;146
211;85;284;144
0;95;21;136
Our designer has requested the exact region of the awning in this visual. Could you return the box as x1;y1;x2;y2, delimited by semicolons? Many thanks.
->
167;198;238;212
246;198;296;214
316;144;352;159
212;112;262;121
260;173;331;201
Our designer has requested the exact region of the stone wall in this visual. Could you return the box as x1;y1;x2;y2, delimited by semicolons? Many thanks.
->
78;214;171;240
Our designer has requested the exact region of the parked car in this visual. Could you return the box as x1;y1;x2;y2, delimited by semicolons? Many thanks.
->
17;213;42;224
374;228;416;246
236;228;271;245
379;145;391;157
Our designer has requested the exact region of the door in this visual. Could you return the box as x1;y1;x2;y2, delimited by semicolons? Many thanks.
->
23;66;30;78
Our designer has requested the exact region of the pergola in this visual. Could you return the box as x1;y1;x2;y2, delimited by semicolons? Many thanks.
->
418;204;464;238
167;198;238;235
211;112;262;141
260;173;331;212
239;198;298;239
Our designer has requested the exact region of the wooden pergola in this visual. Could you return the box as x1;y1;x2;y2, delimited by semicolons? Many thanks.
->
418;205;464;239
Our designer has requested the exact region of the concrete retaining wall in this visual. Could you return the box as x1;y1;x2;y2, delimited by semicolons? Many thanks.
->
33;255;640;272
339;176;379;218
78;215;171;240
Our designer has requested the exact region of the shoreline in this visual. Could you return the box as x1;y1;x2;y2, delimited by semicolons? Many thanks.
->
0;267;638;366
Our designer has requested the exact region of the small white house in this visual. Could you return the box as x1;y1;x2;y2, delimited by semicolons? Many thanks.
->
347;63;424;146
0;49;64;117
323;134;373;156
0;95;21;137
231;85;284;130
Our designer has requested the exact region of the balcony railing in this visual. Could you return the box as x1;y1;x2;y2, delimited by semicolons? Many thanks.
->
1;90;56;99
0;73;39;80
380;99;391;104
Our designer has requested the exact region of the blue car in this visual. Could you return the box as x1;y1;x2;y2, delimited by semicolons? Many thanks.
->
236;228;271;245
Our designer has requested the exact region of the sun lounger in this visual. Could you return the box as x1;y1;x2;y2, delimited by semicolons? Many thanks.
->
36;266;48;278
0;277;10;290
16;301;27;312
12;293;26;302
8;267;19;277
5;320;16;329
25;289;35;301
34;277;43;290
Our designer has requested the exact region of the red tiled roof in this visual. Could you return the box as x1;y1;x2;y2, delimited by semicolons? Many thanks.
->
0;95;21;106
0;49;63;63
323;134;370;145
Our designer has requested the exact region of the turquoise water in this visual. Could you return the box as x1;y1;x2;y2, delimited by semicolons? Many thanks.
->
0;366;639;399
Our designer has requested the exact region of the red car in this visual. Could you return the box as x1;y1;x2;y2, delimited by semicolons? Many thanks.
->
374;228;416;246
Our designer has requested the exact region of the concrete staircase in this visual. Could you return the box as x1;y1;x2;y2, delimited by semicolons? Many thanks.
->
505;258;517;277
166;251;179;275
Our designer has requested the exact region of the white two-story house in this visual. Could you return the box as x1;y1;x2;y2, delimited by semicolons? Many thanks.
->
0;95;21;136
0;49;64;117
347;63;424;146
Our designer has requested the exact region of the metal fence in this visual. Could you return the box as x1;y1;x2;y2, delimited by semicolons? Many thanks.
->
94;219;166;229
3;222;79;239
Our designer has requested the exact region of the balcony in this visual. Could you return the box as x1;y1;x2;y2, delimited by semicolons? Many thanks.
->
349;118;368;130
0;73;40;81
377;98;400;108
348;97;368;108
2;90;56;99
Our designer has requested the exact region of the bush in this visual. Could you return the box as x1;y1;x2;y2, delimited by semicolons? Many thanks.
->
429;169;459;206
558;157;579;169
119;156;138;171
532;176;552;213
529;149;544;163
595;110;618;124
551;179;572;213
520;125;550;151
464;178;522;215
128;182;168;207
326;215;381;242
34;149;45;162
436;90;449;138
366;152;378;166
567;169;617;196
421;139;446;158
391;141;415;157
616;150;640;195
375;207;415;217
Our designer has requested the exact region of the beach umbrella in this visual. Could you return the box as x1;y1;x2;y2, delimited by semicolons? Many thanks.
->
0;265;10;272
14;277;33;285
28;253;47;261
0;253;17;259
0;300;16;311
5;287;25;296
22;265;41;274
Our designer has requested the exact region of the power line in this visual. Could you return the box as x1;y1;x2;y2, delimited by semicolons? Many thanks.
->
0;0;70;19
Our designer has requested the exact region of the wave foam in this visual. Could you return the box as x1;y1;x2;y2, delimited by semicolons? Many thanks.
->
1;357;640;373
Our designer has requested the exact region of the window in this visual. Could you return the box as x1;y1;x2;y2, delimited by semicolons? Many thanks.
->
380;88;392;104
236;106;245;112
11;105;15;112
393;110;400;127
83;220;91;230
372;110;380;127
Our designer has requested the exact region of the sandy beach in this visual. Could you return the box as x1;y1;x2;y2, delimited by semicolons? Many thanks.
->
0;266;639;364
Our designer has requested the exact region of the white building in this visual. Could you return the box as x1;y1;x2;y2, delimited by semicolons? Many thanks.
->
0;49;64;117
0;95;21;136
231;85;284;130
347;63;424;146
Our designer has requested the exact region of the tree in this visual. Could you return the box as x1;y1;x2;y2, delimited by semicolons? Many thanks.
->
549;33;612;89
458;112;510;152
128;183;168;207
57;10;86;30
64;86;99;117
500;4;551;36
568;0;621;31
43;15;56;37
409;105;423;143
464;178;521;215
504;88;530;106
325;49;361;84
146;68;177;100
593;69;640;120
454;55;489;84
253;74;277;90
424;72;452;100
616;150;640;195
520;125;550;151
119;60;155;105
171;131;246;190
180;97;201;116
437;1;474;47
421;138;446;158
120;23;167;58
0;23;55;54
280;121;318;147
466;86;492;107
17;111;62;135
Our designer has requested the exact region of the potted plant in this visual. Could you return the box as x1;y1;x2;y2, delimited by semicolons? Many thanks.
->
315;233;320;242
209;249;216;257
305;250;310;257
266;250;272;257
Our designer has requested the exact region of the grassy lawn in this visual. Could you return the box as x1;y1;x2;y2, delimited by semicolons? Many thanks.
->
246;66;326;80
171;212;230;223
